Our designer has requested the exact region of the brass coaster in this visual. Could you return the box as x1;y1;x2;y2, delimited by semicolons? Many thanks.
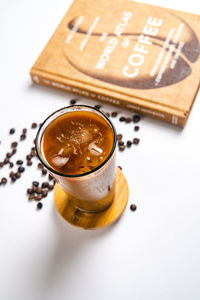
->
54;167;129;229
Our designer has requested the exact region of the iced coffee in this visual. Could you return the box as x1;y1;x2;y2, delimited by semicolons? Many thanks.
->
36;105;117;212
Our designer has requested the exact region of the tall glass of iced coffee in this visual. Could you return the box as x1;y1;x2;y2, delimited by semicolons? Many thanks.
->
35;105;117;212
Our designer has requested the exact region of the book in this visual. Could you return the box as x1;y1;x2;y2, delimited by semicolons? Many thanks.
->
30;0;200;127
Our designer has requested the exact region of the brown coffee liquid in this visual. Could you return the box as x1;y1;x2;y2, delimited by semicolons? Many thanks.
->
42;111;114;175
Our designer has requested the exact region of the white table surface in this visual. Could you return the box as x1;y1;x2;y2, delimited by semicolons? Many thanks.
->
1;0;200;299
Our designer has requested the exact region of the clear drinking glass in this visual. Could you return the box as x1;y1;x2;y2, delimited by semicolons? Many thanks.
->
35;105;117;212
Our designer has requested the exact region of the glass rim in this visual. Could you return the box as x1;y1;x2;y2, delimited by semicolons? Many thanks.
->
35;104;117;178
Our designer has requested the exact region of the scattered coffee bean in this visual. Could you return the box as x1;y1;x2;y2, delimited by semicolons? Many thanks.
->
9;171;14;177
27;160;32;166
11;142;18;148
0;162;4;168
37;163;43;169
6;152;12;158
126;140;132;147
118;140;124;146
119;145;125;151
12;148;17;155
117;134;123;141
94;104;101;109
22;128;27;134
134;126;140;131
111;111;118;117
20;134;26;141
27;188;34;195
34;194;42;201
133;138;140;145
48;184;54;191
32;181;39;187
48;174;53;181
133;115;141;123
1;177;7;185
9;162;14;168
31;123;37;129
130;204;137;211
42;182;49;188
28;194;34;200
42;169;47;175
33;138;36;144
105;112;110;118
15;172;21;179
32;186;37;192
9;128;15;135
70;99;77;105
37;202;43;209
108;185;111;191
42;190;48;198
18;166;25;173
119;116;126;122
10;175;16;182
16;160;23;165
26;154;33;160
118;166;122;170
4;158;9;164
125;117;132;123
36;187;42;194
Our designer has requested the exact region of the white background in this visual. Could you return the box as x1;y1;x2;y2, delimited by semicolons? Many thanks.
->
0;0;200;299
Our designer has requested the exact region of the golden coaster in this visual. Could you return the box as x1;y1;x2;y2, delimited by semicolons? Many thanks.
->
54;167;129;229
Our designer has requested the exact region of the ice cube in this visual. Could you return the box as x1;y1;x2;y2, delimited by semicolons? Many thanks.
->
88;142;103;156
51;155;69;168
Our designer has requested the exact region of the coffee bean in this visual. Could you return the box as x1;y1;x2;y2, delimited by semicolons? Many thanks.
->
20;134;26;141
111;112;118;117
32;186;37;192
15;172;21;179
28;194;34;200
11;142;18;148
30;150;36;157
37;163;43;169
9;171;14;177
34;194;42;201
27;188;34;195
70;99;77;105
133;115;141;123
105;112;110;118
9;162;13;168
130;204;137;211
134;126;140;131
32;181;39;187
117;134;123;141
0;162;4;168
94;104;101;109
26;154;33;160
48;174;53;181
108;185;111;191
12;148;17;155
36;187;42;194
42;169;47;175
119;145;125;151
118;140;124;146
11;175;16;182
37;202;43;209
9;128;15;135
48;184;54;191
22;128;27;134
118;166;122;170
126;140;132;147
133;138;140;145
31;123;37;129
119;116;126;122
1;177;7;185
6;152;12;158
125;117;132;123
27;161;32;166
4;158;9;164
33;138;36;144
42;182;49;188
16;160;23;165
18;166;25;173
42;190;48;198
